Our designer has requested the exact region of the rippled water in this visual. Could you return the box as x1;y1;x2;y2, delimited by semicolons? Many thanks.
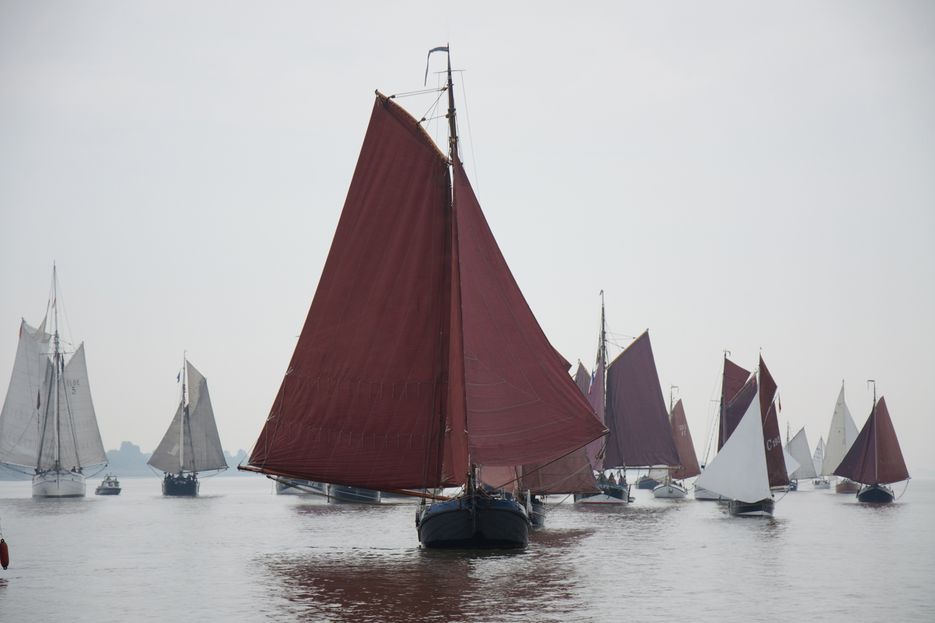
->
0;476;932;622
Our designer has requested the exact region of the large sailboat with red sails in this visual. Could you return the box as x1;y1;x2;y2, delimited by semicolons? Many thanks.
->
241;47;606;549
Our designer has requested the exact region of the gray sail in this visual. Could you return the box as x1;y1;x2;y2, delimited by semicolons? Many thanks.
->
61;344;107;467
785;427;817;479
147;361;227;474
0;320;54;469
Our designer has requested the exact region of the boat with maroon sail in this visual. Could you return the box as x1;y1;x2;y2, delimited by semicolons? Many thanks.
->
833;382;908;504
653;395;701;498
241;47;606;549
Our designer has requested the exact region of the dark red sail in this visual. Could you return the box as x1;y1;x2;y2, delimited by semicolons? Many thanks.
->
758;356;789;488
834;397;909;485
669;399;701;479
719;359;754;450
574;361;591;397
248;95;461;489
452;161;606;467
603;331;679;468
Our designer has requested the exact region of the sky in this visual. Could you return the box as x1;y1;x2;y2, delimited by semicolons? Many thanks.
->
1;2;933;474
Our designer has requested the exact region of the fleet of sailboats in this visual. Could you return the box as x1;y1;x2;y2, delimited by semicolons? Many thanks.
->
0;50;918;549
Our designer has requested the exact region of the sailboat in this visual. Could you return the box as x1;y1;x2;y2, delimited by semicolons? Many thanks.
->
783;426;817;490
812;436;830;488
694;356;788;516
694;354;755;500
147;358;227;495
821;382;861;493
240;47;606;549
0;266;107;497
653;395;701;498
833;383;909;503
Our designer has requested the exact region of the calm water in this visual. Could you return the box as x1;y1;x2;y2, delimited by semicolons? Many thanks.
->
0;475;932;622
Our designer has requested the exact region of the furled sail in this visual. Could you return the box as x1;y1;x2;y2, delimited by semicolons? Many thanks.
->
246;94;605;490
148;361;227;474
585;345;607;470
695;388;771;503
669;399;701;479
821;383;859;476
758;356;789;488
603;331;679;468
834;397;908;485
719;360;754;451
0;321;53;468
40;344;107;469
785;427;817;479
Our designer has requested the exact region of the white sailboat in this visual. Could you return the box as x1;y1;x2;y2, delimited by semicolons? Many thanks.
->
694;387;775;517
783;426;815;489
147;357;227;495
821;382;860;493
0;267;107;497
812;436;830;488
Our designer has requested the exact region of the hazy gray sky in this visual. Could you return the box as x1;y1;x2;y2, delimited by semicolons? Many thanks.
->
2;2;933;474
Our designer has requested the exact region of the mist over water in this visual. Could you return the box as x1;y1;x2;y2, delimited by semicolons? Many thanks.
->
0;476;932;622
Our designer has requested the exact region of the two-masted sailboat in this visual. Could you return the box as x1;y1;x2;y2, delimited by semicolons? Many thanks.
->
694;355;788;516
147;358;227;495
0;267;107;497
241;48;606;549
833;382;909;504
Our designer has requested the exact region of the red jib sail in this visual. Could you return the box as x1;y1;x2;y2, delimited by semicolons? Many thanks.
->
758;356;789;488
718;358;752;450
834;396;909;485
603;331;679;468
669;399;701;479
247;94;604;490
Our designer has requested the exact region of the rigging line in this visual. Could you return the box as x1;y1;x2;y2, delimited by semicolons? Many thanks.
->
388;86;447;99
897;479;910;500
460;71;479;195
418;88;447;124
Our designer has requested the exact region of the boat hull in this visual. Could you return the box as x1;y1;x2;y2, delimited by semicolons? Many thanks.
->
835;479;861;494
728;498;774;517
856;483;895;504
693;485;722;501
529;499;546;528
162;473;199;496
636;476;660;490
652;482;688;499
328;484;381;503
33;471;86;498
574;482;631;505
813;478;831;489
417;494;529;549
275;479;327;495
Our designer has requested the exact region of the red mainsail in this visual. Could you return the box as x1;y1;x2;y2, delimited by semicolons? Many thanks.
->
669;399;701;479
834;397;909;485
718;358;752;450
247;94;605;490
603;331;679;468
758;356;789;488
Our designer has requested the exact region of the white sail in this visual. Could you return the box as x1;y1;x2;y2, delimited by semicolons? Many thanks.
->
59;344;107;467
0;320;53;468
785;427;816;479
782;446;801;479
147;361;227;474
821;384;859;476
695;388;771;503
812;436;825;476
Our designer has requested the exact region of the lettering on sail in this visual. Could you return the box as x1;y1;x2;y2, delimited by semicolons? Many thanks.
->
765;436;781;451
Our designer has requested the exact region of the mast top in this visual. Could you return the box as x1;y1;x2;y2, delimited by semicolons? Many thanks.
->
424;45;458;164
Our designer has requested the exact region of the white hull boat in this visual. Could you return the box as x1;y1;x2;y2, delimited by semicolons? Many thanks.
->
652;481;688;498
33;470;86;498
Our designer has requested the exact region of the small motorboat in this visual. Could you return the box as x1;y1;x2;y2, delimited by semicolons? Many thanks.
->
95;474;122;495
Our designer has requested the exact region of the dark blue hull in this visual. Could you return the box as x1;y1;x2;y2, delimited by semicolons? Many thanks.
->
328;484;381;503
636;476;659;490
417;494;530;549
728;498;774;517
163;473;198;496
529;500;546;529
856;484;895;504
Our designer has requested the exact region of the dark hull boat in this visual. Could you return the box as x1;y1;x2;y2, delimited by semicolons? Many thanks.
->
857;483;895;503
95;475;121;495
328;484;381;504
729;497;774;517
834;392;908;505
835;479;861;494
148;358;228;496
636;475;659;490
163;473;198;496
417;493;529;549
240;48;606;550
574;481;631;504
